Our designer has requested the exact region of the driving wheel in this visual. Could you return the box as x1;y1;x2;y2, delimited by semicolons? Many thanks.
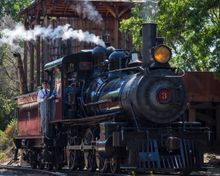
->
110;157;120;174
96;154;109;173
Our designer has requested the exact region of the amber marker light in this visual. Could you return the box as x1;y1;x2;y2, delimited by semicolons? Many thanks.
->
152;45;172;64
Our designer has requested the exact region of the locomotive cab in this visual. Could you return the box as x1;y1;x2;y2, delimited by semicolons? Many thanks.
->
44;51;94;120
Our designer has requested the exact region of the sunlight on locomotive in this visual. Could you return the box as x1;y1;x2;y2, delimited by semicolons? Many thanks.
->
153;45;171;63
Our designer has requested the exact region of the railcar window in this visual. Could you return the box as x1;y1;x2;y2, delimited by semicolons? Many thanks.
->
67;63;75;73
54;67;62;98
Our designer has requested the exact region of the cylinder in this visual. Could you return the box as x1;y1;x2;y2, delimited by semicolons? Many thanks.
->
142;23;157;66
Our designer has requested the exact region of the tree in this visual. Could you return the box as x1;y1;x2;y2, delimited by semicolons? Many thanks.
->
0;0;31;21
0;0;31;130
120;0;220;71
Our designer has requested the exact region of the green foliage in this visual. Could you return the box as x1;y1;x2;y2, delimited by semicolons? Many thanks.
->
0;0;31;21
120;4;144;48
120;0;220;71
0;119;17;161
0;152;6;161
157;0;219;71
0;92;16;130
120;1;158;48
0;130;9;151
5;119;17;138
0;1;30;131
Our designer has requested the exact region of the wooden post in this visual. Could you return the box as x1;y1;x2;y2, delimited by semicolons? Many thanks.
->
13;53;28;94
114;18;119;48
29;42;35;92
67;39;72;55
188;108;196;122
41;38;45;82
42;16;49;80
216;105;220;142
23;41;28;87
36;37;41;87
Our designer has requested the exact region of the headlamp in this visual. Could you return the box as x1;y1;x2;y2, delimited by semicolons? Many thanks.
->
152;45;172;64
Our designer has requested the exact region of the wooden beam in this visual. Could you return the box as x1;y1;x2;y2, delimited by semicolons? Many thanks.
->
114;18;119;48
189;102;216;109
118;5;131;18
105;5;117;18
196;112;215;126
216;105;220;142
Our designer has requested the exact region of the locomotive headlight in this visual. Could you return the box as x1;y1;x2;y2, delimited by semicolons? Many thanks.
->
152;45;172;64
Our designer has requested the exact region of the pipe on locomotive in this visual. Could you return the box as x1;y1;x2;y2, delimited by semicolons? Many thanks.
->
142;23;157;66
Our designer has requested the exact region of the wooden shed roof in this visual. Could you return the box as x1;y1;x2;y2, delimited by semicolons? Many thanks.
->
20;0;144;18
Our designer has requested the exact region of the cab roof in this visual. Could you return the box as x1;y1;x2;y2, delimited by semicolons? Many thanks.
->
44;51;93;71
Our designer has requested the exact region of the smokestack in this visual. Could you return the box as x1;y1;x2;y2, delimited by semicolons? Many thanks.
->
142;23;157;66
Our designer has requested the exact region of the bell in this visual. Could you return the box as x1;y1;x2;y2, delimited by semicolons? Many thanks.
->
128;48;142;67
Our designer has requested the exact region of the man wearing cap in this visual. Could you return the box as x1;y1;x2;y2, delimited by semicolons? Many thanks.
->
37;80;50;136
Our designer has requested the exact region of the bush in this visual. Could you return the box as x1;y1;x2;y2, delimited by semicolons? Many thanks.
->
5;119;17;138
0;152;6;161
4;118;17;146
0;119;17;162
0;119;17;152
0;130;9;151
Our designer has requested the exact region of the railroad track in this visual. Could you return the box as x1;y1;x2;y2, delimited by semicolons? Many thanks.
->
0;165;211;176
0;165;130;176
0;165;65;176
0;165;169;176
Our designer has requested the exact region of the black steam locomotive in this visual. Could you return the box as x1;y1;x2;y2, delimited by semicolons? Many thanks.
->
15;23;209;174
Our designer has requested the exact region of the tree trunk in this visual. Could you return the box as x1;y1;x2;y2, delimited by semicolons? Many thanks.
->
13;53;28;94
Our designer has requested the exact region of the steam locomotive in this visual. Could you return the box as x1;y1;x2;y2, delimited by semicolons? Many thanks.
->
14;23;209;174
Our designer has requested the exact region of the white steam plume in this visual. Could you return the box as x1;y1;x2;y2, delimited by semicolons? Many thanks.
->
142;0;158;22
0;23;105;50
73;0;103;24
0;15;16;30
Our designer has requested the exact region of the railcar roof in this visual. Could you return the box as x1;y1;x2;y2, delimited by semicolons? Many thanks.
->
44;51;92;71
44;57;64;71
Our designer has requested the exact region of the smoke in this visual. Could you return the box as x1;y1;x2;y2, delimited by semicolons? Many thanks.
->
142;0;158;22
73;0;103;24
0;16;16;30
0;23;106;51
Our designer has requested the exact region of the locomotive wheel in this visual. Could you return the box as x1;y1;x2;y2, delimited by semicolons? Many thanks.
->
69;150;85;170
54;162;62;171
28;151;37;169
78;154;85;171
46;163;53;171
54;147;63;171
68;135;84;170
83;128;97;171
110;157;120;174
38;162;44;170
83;128;94;145
87;152;97;172
30;162;37;169
96;155;109;173
38;152;44;169
69;150;78;170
